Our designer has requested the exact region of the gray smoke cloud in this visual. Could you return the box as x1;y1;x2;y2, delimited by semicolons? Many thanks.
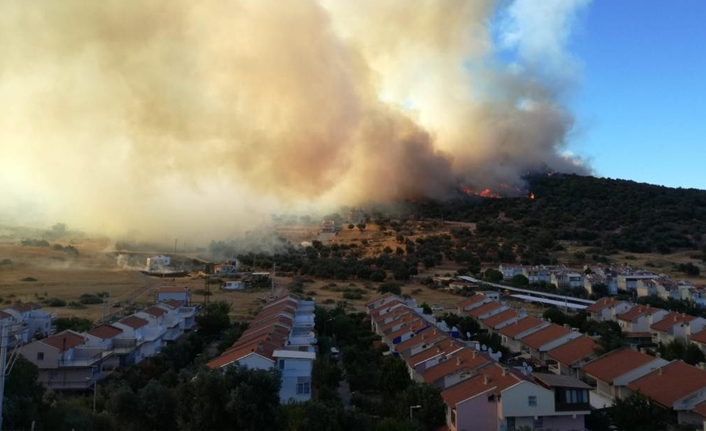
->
0;0;590;241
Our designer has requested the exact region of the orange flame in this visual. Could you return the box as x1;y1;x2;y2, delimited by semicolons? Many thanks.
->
529;193;535;200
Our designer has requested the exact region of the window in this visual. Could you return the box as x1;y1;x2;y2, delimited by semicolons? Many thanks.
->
528;396;537;407
506;417;516;431
296;382;310;394
580;390;588;403
37;352;44;361
533;416;544;429
278;360;285;370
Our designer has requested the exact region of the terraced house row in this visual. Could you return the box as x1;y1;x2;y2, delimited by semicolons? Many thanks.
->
461;291;706;430
18;288;196;390
207;294;316;403
367;293;591;431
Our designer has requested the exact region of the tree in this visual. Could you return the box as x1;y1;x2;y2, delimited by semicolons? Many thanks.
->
484;269;503;283
379;357;411;395
196;301;232;337
375;418;425;431
348;224;355;230
370;270;386;282
55;316;94;332
312;357;341;391
685;342;706;365
609;392;669;430
596;321;625;353
1;357;45;430
107;385;141;429
420;302;432;315
510;274;529;287
138;380;177;430
378;282;402;295
390;383;446;431
542;308;568;326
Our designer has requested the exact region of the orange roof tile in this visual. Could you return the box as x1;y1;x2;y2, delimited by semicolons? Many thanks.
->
547;336;598;366
42;331;85;352
617;305;662;322
421;348;490;383
161;299;183;309
480;309;518;328
157;287;189;294
581;348;656;383
457;295;487;310
366;293;396;307
628;361;706;408
468;302;502;319
651;312;696;332
119;315;149;329
585;297;618;313
692;328;706;345
144;306;167;317
87;324;123;340
207;340;278;369
498;317;544;339
9;302;42;313
395;327;446;353
379;313;417;333
441;364;522;406
387;319;428;341
520;324;572;350
693;400;706;419
407;338;462;367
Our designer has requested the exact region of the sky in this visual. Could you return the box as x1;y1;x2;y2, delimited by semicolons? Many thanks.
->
566;0;706;190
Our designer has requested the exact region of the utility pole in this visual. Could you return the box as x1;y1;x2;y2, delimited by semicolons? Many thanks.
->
174;238;177;254
0;325;9;431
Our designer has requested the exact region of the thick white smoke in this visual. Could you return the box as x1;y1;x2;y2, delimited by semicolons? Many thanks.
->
0;0;591;241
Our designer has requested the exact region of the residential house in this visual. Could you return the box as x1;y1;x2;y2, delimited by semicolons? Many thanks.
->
456;294;492;314
498;317;549;353
585;297;633;322
112;315;154;364
617;272;657;292
466;301;506;320
478;309;521;334
441;363;588;431
393;327;447;358
547;336;599;378
584;273;618;296
420;348;491;390
616;305;668;334
156;287;191;306
499;264;524;280
406;338;464;380
519;324;581;361
690;329;706;356
522;266;552;284
627;361;706;427
551;271;584;289
651;312;706;345
207;295;316;403
19;330;113;390
581;347;668;405
4;302;53;341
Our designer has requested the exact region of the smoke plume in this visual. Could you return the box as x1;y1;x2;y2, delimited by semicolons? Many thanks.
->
0;0;590;241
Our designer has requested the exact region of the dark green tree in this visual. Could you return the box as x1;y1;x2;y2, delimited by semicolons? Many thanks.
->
609;392;669;430
138;380;177;430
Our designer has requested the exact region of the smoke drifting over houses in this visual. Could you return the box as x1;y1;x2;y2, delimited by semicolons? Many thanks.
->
0;0;590;240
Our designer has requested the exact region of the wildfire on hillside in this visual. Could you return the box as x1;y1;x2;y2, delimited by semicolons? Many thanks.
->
460;187;502;199
529;193;536;200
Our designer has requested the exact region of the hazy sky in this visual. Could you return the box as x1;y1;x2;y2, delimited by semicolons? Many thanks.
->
566;0;706;189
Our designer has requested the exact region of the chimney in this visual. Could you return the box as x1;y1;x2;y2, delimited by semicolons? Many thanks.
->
502;368;508;376
656;352;661;358
483;375;490;385
473;351;478;358
456;357;461;366
658;367;663;375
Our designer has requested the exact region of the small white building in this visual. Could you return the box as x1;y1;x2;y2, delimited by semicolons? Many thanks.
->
156;287;191;306
146;254;171;271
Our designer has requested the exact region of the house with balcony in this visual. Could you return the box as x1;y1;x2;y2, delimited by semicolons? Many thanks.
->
441;363;589;431
4;302;53;341
466;301;506;321
366;292;399;312
546;336;599;378
651;312;706;345
584;272;618;296
617;305;667;333
112;315;153;365
499;264;524;280
617;272;657;292
19;330;114;390
406;338;464;380
581;347;668;405
498;316;548;353
522;266;552;284
551;271;584;289
519;324;582;361
627;361;706;427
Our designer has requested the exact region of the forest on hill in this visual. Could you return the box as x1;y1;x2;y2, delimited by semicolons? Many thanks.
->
415;174;706;256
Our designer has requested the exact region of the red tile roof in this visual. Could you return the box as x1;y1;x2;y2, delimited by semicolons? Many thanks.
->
0;310;12;320
547;336;598;366
371;300;405;318
144;306;167;317
161;299;183;309
242;316;293;337
421;348;490;383
628;361;706;408
9;302;42;313
480;309;518;329
581;348;656;383
373;305;410;323
457;295;487;310
691;328;706;345
157;287;189;294
585;297;618;313
261;296;298;310
395;328;446;353
498;317;544;339
87;324;123;340
387;319;427;341
617;305;662;322
206;340;278;369
441;364;523;406
380;313;418;333
119;315;149;330
407;339;463;367
692;400;706;419
467;302;502;319
520;324;572;350
42;331;85;352
366;293;396;307
251;303;296;323
651;312;696;332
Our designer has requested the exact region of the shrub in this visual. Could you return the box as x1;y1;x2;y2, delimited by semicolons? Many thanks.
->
46;298;67;307
343;291;363;300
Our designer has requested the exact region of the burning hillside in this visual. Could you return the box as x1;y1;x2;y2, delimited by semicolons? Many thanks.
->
0;0;590;240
